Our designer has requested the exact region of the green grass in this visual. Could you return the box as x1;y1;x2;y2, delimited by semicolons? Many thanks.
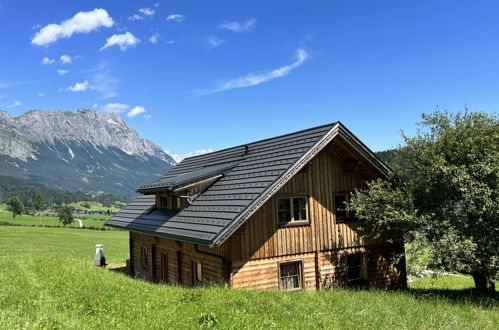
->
0;208;110;228
0;226;497;329
68;201;123;212
0;226;128;263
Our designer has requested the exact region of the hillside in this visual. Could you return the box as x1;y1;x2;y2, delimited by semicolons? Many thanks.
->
0;226;496;329
0;174;126;206
0;109;175;198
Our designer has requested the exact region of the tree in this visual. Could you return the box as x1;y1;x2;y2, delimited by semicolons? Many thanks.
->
57;204;74;226
348;110;498;296
6;196;24;219
34;192;45;211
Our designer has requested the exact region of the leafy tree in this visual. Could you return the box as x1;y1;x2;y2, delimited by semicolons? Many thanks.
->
57;204;74;226
349;111;498;296
6;196;24;218
34;192;45;211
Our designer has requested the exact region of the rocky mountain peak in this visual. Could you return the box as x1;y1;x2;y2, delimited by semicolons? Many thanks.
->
0;108;176;197
0;109;175;165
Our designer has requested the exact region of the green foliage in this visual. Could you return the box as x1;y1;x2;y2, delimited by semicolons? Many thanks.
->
350;110;499;295
34;192;44;211
57;205;74;226
6;196;24;219
0;226;496;329
198;312;219;328
0;174;128;207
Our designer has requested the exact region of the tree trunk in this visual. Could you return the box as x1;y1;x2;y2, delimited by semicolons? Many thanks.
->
472;271;496;297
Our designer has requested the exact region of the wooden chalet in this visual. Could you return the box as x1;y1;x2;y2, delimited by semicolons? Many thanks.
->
106;123;407;290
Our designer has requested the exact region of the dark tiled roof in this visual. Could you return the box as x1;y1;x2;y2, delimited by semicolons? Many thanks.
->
105;122;390;246
137;161;241;192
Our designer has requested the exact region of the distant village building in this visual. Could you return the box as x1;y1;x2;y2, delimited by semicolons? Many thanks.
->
106;123;407;290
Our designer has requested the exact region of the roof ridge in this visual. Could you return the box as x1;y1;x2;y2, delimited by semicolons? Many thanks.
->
180;122;338;163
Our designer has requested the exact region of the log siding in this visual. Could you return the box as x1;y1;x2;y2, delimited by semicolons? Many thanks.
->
128;142;406;290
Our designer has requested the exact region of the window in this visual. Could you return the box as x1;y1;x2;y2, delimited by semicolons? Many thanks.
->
141;247;149;269
174;196;182;209
160;253;168;282
334;193;356;222
192;261;202;285
279;261;302;290
346;253;364;281
156;195;169;209
277;197;308;225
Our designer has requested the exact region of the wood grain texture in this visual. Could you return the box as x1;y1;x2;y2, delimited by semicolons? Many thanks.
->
129;140;406;290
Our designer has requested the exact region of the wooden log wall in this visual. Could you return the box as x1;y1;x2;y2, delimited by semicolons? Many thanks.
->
129;140;406;290
130;232;225;287
226;146;383;263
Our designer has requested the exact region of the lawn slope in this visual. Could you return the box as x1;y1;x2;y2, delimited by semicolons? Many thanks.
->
0;226;497;329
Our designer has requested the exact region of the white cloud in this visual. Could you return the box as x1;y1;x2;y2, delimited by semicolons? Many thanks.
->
219;18;256;33
42;57;55;64
59;54;72;64
149;33;159;44
166;14;185;22
57;69;69;75
101;103;129;113
129;7;155;21
88;62;119;99
201;49;309;94
207;36;224;47
128;14;143;21
166;149;213;163
166;39;175;45
100;32;140;51
143;114;152;120
65;80;89;92
37;92;45;96
31;8;114;46
1;100;22;108
127;106;146;118
139;8;155;16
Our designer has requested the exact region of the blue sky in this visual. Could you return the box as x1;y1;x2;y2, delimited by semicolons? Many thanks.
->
1;1;498;161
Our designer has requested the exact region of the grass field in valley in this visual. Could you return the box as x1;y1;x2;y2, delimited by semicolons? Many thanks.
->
0;204;109;228
0;226;497;329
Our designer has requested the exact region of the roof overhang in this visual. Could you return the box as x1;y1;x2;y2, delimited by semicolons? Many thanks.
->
210;122;392;246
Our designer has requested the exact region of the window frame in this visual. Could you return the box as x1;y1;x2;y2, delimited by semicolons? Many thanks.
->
346;253;366;282
160;252;168;283
276;196;309;227
156;194;169;210
141;246;149;269
191;260;203;286
333;192;356;223
173;196;184;210
278;260;304;291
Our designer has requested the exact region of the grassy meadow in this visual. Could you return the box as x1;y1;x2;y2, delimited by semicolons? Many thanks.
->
0;226;497;329
0;203;110;228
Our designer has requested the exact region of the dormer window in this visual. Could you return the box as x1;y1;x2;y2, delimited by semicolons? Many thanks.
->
173;196;182;210
157;195;170;209
156;194;186;210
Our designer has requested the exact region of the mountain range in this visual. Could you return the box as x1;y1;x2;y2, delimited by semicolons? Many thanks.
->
0;109;175;199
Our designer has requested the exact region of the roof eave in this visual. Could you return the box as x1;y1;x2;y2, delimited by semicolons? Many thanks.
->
210;123;342;246
210;122;393;247
104;223;214;246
